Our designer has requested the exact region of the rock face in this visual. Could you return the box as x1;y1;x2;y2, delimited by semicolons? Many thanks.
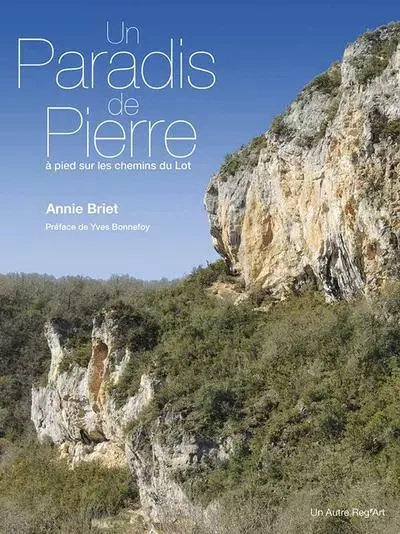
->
127;422;233;531
205;24;400;299
32;314;231;531
32;315;155;466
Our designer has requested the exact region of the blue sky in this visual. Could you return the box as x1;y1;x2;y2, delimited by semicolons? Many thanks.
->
0;0;398;280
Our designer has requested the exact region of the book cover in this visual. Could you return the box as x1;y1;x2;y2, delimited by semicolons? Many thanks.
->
1;1;399;533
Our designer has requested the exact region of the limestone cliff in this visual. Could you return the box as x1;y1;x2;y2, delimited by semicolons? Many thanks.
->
32;315;154;467
31;314;232;532
205;24;400;299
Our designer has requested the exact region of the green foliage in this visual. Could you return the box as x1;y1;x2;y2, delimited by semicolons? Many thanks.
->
325;96;340;122
316;400;347;441
107;302;160;354
219;134;269;182
220;154;240;181
270;114;294;138
364;110;400;199
0;441;137;533
109;261;235;407
59;333;92;372
382;118;400;140
2;265;400;533
306;62;342;94
184;260;232;288
369;107;400;145
219;64;341;178
110;281;400;533
297;123;328;149
352;25;400;85
195;383;241;433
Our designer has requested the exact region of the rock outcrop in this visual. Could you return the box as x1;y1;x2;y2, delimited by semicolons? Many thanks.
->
32;315;155;466
205;24;400;299
32;314;232;532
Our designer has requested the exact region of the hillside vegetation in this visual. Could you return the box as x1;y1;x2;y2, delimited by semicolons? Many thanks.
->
1;265;400;533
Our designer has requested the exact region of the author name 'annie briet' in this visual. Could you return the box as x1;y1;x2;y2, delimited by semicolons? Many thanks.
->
46;202;119;215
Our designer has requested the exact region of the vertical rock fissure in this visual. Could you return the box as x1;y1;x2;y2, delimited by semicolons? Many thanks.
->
89;341;109;412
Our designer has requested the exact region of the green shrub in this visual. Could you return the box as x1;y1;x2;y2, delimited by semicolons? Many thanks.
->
270;114;294;138
382;118;400;140
0;442;137;533
219;135;269;182
220;154;240;181
307;62;342;94
195;383;241;434
353;26;400;85
59;334;92;372
317;402;347;441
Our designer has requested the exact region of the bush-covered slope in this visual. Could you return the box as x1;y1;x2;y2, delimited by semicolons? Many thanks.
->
113;267;400;533
0;440;138;534
1;264;400;533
